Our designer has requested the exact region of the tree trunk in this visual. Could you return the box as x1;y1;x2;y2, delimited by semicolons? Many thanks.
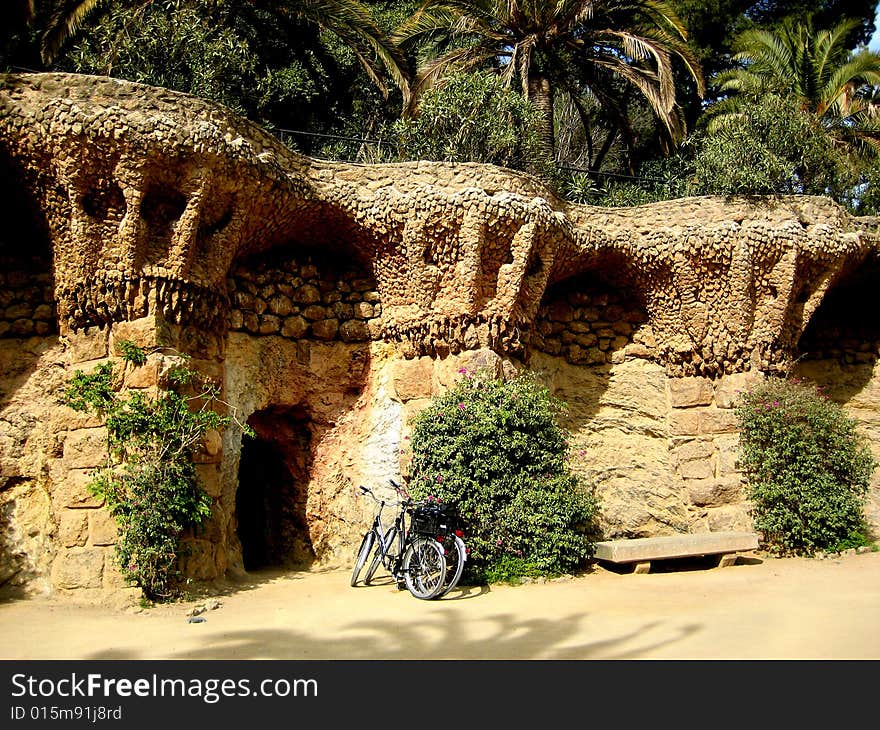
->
527;74;555;175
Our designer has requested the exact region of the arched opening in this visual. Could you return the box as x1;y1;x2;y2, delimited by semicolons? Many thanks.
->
529;262;649;367
0;150;56;339
797;253;880;365
235;406;315;571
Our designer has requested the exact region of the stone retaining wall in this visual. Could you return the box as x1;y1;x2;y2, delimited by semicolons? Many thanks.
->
0;267;55;338
4;72;880;603
529;273;653;366
227;251;382;343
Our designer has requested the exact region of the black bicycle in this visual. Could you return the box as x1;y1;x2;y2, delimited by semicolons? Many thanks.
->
350;480;448;600
408;497;467;597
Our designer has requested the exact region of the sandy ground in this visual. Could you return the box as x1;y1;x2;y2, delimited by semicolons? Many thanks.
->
1;550;879;660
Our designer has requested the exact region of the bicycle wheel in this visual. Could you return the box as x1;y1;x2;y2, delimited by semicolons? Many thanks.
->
350;531;375;587
438;535;467;597
364;524;397;585
402;537;447;600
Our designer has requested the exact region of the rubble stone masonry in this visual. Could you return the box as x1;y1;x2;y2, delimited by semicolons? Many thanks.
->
1;72;879;601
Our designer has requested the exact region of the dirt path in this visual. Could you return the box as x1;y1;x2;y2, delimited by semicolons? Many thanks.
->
2;550;879;660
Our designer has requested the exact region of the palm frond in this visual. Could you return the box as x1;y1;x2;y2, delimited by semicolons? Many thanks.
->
42;0;115;63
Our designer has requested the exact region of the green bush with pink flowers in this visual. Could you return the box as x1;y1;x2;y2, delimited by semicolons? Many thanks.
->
734;377;876;555
407;369;599;583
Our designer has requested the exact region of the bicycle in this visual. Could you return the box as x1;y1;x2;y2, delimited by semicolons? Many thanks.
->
407;497;468;597
350;479;448;600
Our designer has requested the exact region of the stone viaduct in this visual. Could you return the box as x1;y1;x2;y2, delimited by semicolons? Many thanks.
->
2;73;879;601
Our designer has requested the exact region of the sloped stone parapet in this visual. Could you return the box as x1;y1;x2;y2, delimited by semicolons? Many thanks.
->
2;72;877;372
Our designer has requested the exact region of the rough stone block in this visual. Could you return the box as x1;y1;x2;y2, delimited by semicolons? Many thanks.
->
678;456;715;480
339;320;369;342
715;371;763;409
281;315;309;338
311;318;339;340
54;468;104;509
51;547;104;589
715;434;742;476
668;409;703;436
110;316;168;351
668;377;714;407
687;476;745;507
669;408;738;436
194;463;222;497
62;428;109;470
89;508;118;546
707;505;755;533
64;327;109;364
59;509;89;547
699;409;739;435
672;438;715;466
178;539;220;581
391;358;434;402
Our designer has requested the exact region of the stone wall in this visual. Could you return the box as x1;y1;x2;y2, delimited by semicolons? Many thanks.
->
3;72;880;602
228;249;381;343
530;270;651;366
0;266;55;338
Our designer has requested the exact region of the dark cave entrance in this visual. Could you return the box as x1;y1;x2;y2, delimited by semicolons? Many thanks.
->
792;254;880;403
796;254;880;364
235;406;315;571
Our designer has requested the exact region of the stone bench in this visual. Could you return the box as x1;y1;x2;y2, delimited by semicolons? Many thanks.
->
593;531;760;574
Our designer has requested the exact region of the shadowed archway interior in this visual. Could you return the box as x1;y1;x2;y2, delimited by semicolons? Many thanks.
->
235;406;315;572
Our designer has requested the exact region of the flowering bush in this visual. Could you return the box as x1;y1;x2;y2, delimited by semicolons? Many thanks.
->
407;369;599;583
61;342;252;601
734;377;876;555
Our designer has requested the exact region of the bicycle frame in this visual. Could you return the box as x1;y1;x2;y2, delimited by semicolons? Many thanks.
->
372;506;407;575
353;480;455;599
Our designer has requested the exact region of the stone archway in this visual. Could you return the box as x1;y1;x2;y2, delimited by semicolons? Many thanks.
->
793;252;880;537
796;253;880;371
235;406;315;571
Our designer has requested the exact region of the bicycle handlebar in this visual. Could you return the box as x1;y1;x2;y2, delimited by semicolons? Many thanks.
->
389;478;410;500
357;482;411;508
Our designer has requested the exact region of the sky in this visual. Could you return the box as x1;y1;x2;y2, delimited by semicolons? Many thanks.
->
871;6;880;50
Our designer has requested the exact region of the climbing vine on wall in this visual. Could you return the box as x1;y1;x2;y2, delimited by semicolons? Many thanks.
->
61;341;252;601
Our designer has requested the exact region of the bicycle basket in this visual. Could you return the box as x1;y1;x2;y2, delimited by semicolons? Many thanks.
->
410;502;457;536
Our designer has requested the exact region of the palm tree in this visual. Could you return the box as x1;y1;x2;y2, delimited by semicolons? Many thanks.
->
708;16;880;140
38;0;410;99
393;0;705;163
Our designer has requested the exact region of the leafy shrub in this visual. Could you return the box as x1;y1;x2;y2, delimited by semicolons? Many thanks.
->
386;72;547;175
407;369;599;583
693;94;856;198
562;154;693;207
61;342;251;600
734;377;876;555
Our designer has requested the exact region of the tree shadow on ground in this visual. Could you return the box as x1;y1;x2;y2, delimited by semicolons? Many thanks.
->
85;608;703;660
83;563;705;661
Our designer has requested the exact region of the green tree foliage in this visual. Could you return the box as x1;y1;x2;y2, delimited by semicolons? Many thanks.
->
384;71;546;173
60;342;252;601
692;94;858;197
707;17;880;173
709;17;880;122
5;0;411;146
407;368;600;583
745;1;877;46
36;0;408;90
562;153;691;206
393;0;705;167
62;1;263;119
734;377;876;554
